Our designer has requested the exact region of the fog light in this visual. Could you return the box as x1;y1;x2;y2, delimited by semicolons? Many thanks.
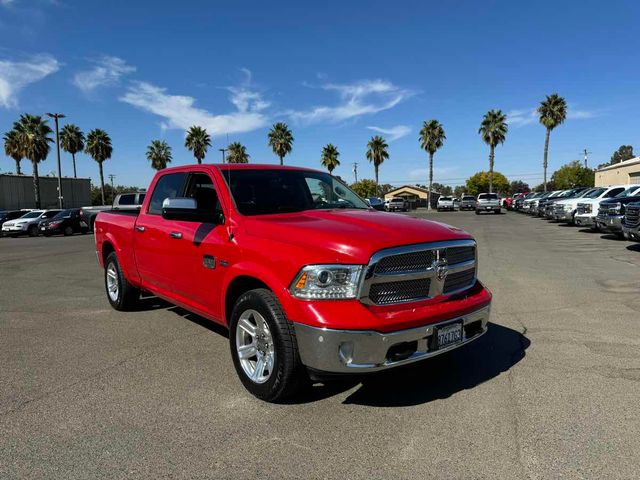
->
338;342;354;365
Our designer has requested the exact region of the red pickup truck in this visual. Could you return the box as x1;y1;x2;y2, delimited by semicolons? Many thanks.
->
95;165;492;401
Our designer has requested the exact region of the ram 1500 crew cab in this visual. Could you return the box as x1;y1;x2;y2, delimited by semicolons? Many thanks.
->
95;165;492;402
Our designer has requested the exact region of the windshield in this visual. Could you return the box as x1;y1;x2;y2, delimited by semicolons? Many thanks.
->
225;169;369;215
478;193;498;200
52;209;72;220
42;210;61;219
583;188;605;198
616;186;640;198
19;211;43;219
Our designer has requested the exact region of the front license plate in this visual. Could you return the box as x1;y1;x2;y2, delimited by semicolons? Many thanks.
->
486;206;491;210
435;322;463;350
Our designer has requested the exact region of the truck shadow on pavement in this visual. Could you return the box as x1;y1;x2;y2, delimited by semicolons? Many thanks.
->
332;323;529;407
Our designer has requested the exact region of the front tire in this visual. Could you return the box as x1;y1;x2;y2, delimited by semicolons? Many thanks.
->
63;226;73;236
229;288;308;402
104;252;140;311
28;225;38;237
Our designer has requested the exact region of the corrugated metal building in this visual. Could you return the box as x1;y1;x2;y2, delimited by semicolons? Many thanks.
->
0;174;91;210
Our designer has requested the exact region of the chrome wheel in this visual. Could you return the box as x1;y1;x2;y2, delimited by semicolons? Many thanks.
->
106;262;119;302
235;309;275;384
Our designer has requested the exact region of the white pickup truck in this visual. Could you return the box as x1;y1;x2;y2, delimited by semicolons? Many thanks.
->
475;193;501;214
436;196;456;211
574;185;628;229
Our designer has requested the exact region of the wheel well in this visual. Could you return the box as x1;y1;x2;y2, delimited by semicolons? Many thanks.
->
225;276;270;325
102;241;115;264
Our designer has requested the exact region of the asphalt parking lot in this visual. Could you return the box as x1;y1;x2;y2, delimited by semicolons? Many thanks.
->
1;211;640;479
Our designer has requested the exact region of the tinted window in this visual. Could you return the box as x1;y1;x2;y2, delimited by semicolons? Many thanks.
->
226;169;368;215
462;196;475;201
184;173;223;221
52;209;72;220
42;210;61;219
148;173;187;215
138;193;146;204
478;193;498;200
440;196;452;201
118;194;135;205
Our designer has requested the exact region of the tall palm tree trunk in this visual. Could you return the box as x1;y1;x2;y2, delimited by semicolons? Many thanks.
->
72;153;77;178
279;155;284;166
31;160;41;208
428;152;433;210
375;165;379;196
197;156;202;165
543;128;550;192
489;145;495;193
15;159;22;175
98;161;106;205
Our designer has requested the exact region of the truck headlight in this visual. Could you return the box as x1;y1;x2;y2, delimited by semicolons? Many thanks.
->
612;202;623;214
290;265;363;300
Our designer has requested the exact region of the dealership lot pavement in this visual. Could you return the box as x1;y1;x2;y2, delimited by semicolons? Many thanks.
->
1;211;640;479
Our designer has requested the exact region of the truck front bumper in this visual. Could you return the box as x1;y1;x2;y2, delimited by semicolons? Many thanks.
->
596;215;623;233
623;224;640;241
574;214;595;227
293;305;490;373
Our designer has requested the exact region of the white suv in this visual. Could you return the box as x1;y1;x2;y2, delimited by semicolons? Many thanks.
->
384;197;408;212
436;196;456;211
1;209;61;237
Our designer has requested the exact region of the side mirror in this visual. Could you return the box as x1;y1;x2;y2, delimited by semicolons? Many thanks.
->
161;197;223;224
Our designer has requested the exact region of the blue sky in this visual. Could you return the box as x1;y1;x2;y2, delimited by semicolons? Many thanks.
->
1;0;640;189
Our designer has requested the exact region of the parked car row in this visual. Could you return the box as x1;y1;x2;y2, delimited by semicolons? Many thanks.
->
1;208;90;237
512;184;640;242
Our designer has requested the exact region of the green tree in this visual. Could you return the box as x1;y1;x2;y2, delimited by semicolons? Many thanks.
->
419;119;446;210
267;122;294;165
146;140;172;170
184;125;211;164
538;94;567;191
13;114;53;208
431;182;452;196
610;145;634;165
380;183;393;195
510;180;530;193
60;124;85;178
320;143;340;173
478;110;508;193
85;129;113;205
227;142;250;163
453;185;466;198
350;179;378;198
465;171;510;196
3;129;24;175
533;181;556;192
366;135;389;194
551;161;594;189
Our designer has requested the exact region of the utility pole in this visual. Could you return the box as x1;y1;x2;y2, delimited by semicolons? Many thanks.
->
352;162;359;183
108;174;116;204
219;148;227;163
582;149;591;168
47;113;65;208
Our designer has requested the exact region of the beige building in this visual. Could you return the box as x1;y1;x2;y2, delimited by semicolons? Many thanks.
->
595;157;640;186
384;185;441;208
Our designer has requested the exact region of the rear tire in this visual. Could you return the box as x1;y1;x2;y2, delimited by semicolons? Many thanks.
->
475;210;480;215
104;252;140;311
229;288;308;402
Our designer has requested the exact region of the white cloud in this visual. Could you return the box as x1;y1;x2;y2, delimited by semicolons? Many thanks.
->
120;80;270;135
366;125;411;141
0;54;59;108
73;56;135;93
288;79;414;124
507;105;597;127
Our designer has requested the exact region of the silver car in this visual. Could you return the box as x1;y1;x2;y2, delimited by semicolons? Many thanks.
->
1;210;62;237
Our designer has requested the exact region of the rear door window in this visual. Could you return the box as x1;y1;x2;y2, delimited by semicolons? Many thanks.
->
118;194;135;205
148;173;188;215
606;187;625;198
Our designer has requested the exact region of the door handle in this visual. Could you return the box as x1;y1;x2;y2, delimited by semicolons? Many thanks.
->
169;231;182;239
135;226;145;232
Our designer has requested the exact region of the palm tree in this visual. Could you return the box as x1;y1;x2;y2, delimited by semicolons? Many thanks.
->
146;140;172;170
267;122;293;165
60;124;85;178
85;129;113;205
184;125;211;164
366;135;389;194
419;120;446;210
226;142;250;164
538;94;567;192
478;110;508;193
3;129;23;175
12;114;53;207
320;144;340;174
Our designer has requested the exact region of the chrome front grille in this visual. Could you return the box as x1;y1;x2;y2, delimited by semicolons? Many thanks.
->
359;240;477;306
554;204;565;213
577;203;590;215
624;205;640;228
